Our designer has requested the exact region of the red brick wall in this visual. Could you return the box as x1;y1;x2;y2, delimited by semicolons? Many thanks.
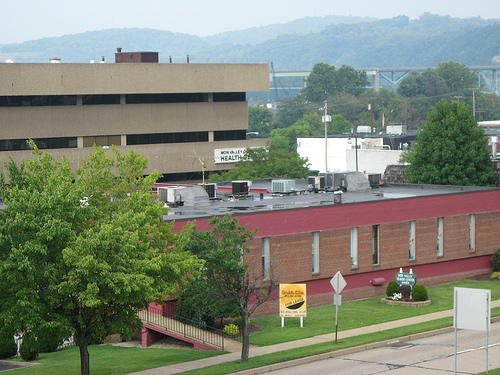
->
243;212;499;316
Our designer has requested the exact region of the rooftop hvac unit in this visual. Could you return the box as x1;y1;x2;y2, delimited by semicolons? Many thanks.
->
199;183;217;198
368;174;381;188
320;172;347;191
158;186;185;203
272;179;295;194
308;175;325;190
232;181;250;195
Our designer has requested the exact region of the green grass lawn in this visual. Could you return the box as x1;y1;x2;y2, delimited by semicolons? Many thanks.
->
5;345;223;375
249;279;500;346
4;279;499;375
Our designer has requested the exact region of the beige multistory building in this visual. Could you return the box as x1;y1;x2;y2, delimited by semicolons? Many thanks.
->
0;52;268;179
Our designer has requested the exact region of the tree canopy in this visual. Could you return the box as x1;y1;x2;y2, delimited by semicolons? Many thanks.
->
209;142;310;182
0;145;201;375
178;215;277;362
301;63;368;102
403;100;493;186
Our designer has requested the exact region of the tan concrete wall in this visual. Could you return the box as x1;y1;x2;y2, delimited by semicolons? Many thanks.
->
0;63;269;95
0;138;267;176
0;102;249;138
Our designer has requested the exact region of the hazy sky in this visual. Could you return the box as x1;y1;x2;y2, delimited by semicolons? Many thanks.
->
2;0;499;44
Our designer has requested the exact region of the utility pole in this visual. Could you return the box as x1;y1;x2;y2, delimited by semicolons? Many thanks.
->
370;99;373;132
324;99;329;172
473;89;476;119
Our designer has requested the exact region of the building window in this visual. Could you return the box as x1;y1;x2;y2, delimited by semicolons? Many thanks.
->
83;135;121;147
213;130;247;141
409;221;416;260
372;225;379;265
126;132;208;145
312;232;319;274
262;237;270;280
125;93;209;104
0;137;77;151
437;218;444;256
351;227;358;268
213;92;246;102
469;214;476;252
0;95;77;107
82;94;120;105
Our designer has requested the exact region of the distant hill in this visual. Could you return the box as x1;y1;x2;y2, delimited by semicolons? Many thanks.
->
1;14;498;69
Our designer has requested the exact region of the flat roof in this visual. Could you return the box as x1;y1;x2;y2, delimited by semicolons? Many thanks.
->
161;177;494;222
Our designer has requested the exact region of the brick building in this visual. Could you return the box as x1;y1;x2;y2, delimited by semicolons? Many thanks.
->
167;179;500;315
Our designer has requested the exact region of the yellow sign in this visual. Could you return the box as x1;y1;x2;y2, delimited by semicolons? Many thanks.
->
279;284;307;317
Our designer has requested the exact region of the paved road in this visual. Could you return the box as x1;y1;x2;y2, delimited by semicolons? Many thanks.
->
265;321;500;375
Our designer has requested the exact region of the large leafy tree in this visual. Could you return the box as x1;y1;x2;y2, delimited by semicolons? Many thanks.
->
403;100;493;186
301;63;368;103
180;215;277;362
435;61;477;94
248;106;274;138
209;142;310;182
0;145;200;375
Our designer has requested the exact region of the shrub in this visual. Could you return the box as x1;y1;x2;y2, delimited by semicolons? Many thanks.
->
397;285;412;300
411;284;428;301
0;334;17;359
491;272;500;279
19;332;39;361
223;324;239;336
36;326;64;353
492;248;500;272
232;316;243;326
386;281;398;297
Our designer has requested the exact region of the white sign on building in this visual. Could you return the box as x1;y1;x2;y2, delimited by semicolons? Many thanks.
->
214;148;247;164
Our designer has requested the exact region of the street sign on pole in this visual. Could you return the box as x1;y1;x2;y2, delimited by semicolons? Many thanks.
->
330;271;347;343
330;271;346;294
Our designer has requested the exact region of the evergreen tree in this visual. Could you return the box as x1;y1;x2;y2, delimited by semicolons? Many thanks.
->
403;100;493;186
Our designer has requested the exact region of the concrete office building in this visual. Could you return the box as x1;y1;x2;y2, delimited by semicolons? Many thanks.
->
0;53;268;179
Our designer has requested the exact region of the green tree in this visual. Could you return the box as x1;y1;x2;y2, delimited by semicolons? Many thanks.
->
301;63;368;103
301;62;336;102
330;114;353;134
275;95;314;128
248;106;274;138
397;71;425;98
435;61;477;94
403;100;493;186
180;215;277;362
334;65;369;96
210;142;310;182
0;145;201;375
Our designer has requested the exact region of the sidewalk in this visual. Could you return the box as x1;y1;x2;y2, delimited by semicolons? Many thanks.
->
129;299;500;375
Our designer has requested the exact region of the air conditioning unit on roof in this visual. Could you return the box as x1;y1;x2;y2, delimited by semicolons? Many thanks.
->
272;179;295;194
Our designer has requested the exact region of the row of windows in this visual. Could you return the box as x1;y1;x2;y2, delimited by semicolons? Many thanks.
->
0;130;247;151
0;92;246;107
127;132;209;145
0;96;77;107
262;215;477;279
0;137;77;151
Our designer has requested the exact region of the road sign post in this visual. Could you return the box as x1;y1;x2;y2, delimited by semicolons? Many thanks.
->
330;271;347;343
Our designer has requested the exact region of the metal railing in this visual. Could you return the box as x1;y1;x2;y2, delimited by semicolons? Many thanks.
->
139;303;228;350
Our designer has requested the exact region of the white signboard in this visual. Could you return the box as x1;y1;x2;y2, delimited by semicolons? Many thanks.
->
454;287;491;331
214;148;247;164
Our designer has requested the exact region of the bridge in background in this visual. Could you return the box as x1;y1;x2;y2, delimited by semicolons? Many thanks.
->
264;66;500;101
